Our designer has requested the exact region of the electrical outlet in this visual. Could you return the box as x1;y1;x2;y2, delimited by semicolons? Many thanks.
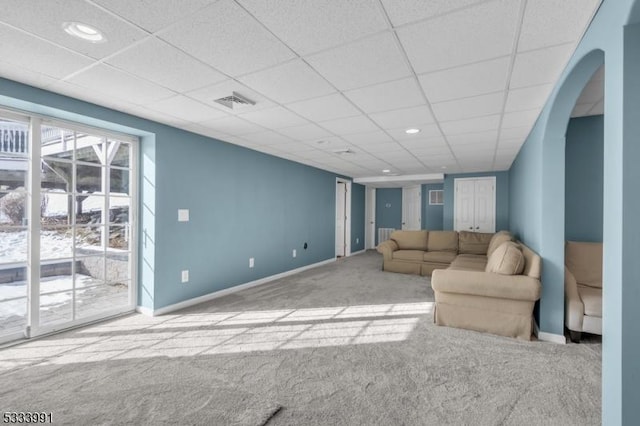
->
181;270;189;283
249;257;254;268
292;249;297;258
356;237;359;244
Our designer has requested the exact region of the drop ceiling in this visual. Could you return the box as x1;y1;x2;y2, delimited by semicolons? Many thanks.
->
0;0;602;179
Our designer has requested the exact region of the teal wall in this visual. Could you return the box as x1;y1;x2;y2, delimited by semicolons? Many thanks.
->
507;0;640;423
375;188;402;245
0;78;341;311
351;183;365;252
443;171;509;231
421;183;444;230
565;115;604;242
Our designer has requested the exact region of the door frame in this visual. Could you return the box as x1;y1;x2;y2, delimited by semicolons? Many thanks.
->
0;107;138;343
335;178;351;257
453;176;496;232
365;186;376;249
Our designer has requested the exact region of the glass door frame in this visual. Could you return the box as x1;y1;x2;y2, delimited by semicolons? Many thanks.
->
0;107;139;342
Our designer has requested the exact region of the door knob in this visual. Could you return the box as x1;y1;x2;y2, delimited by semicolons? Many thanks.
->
469;227;472;230
476;227;479;230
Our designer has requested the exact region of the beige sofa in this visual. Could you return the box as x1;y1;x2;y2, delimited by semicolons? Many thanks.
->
565;241;602;342
377;230;542;340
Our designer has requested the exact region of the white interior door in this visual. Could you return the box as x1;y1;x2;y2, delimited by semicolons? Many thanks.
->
365;186;376;249
402;185;421;230
454;180;476;232
474;178;496;232
335;181;346;257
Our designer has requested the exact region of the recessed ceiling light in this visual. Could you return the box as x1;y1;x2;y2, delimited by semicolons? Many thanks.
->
405;128;420;134
441;166;447;169
63;22;106;43
382;169;390;173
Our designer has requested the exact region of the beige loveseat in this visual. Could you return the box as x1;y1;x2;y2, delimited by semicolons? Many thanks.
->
565;241;602;342
377;230;542;340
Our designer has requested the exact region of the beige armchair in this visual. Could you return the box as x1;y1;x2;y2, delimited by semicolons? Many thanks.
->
565;241;603;342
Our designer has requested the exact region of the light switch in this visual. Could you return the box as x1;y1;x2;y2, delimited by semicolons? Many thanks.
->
249;258;255;268
181;270;189;283
178;209;189;222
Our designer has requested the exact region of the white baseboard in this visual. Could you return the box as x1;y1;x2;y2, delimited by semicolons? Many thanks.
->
349;249;366;256
534;320;566;344
138;258;336;317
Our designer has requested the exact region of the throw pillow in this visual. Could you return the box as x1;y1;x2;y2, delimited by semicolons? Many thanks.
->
487;230;514;258
485;241;525;275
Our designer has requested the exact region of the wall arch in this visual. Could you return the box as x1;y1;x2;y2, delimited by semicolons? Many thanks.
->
537;49;604;335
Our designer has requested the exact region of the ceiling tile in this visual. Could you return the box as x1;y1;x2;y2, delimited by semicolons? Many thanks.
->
398;136;447;150
500;126;532;140
106;38;226;93
397;0;520;73
588;99;604;116
510;44;575;88
441;115;501;136
432;92;505;122
574;75;604;105
239;106;309;129
419;57;510;103
0;60;58;88
242;130;295;145
343;131;394;145
447;130;498;146
0;24;94;79
501;109;539;129
186;79;276;113
267;140;318;153
369;105;434;129
158;0;294;76
380;0;487;27
68;64;175;104
93;0;217;33
144;95;228;122
198;115;267;135
0;0;148;59
410;146;453;156
238;60;335;104
358;141;405;153
275;123;333;141
319;115;379;135
305;32;411;91
504;84;553;112
237;0;389;55
518;0;601;51
344;77;424;114
287;93;361;122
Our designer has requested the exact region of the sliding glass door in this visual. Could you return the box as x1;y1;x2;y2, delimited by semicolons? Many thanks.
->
0;110;137;342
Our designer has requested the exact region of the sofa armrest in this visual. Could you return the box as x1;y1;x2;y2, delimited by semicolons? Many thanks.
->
431;269;541;302
376;240;399;261
565;266;584;331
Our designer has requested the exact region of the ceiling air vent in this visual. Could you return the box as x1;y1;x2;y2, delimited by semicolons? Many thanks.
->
214;91;256;109
332;148;355;155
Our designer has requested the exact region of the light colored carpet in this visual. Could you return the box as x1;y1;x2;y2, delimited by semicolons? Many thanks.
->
0;251;601;425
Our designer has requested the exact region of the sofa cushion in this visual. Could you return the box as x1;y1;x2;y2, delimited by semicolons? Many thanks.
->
565;241;602;288
578;284;602;317
392;250;425;261
486;242;525;275
458;231;494;255
390;230;428;251
427;231;458;252
450;255;487;271
423;251;457;264
487;231;514;257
